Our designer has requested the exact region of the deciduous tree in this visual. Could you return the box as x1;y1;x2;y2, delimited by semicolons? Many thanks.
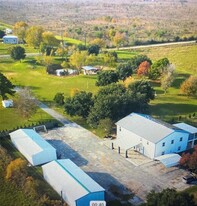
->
25;26;44;48
0;30;5;38
65;91;93;118
88;44;100;55
69;51;88;72
10;46;26;61
149;58;170;80
13;21;28;43
180;76;197;97
15;87;38;119
161;64;175;94
116;62;133;81
54;93;64;106
0;72;15;100
137;61;151;76
113;32;126;49
144;188;195;206
6;158;27;187
96;70;119;86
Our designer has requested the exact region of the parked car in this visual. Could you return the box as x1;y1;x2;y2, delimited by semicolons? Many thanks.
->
182;175;197;184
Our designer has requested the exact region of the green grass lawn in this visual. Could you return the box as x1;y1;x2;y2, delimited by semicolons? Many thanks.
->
56;35;84;45
0;43;38;55
0;43;197;132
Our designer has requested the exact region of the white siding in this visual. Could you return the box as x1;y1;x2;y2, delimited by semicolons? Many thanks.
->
141;138;155;159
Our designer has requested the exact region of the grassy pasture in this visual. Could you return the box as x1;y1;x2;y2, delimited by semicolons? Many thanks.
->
56;35;84;45
0;43;197;132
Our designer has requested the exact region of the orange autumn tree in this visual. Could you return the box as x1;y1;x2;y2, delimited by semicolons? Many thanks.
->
180;145;197;173
137;61;151;76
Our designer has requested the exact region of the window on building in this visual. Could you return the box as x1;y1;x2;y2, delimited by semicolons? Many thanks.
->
162;142;165;147
171;140;174;144
147;141;149;145
178;146;181;151
180;137;183;142
162;151;165;155
119;126;121;131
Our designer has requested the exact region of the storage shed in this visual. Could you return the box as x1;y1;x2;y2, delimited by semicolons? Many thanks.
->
10;129;57;166
42;159;105;206
3;35;18;44
2;99;13;108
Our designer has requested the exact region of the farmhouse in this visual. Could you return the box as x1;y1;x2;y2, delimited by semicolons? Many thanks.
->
42;159;105;206
10;129;57;166
82;66;99;75
114;113;193;160
3;35;18;44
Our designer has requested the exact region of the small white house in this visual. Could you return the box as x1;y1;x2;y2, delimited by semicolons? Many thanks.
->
42;159;105;206
10;129;57;166
3;35;18;44
2;100;13;108
114;113;190;160
82;66;99;75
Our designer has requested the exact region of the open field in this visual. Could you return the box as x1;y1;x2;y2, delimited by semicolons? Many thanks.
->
0;0;196;44
0;43;197;132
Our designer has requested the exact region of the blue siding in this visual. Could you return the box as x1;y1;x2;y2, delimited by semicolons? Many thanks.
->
76;191;105;206
155;131;189;157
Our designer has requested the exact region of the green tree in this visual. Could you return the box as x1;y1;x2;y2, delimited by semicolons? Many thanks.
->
144;188;195;206
0;72;15;100
69;51;88;72
129;55;152;72
65;91;93;118
149;58;170;80
103;51;117;67
180;76;197;97
13;21;28;43
98;118;114;137
10;46;26;61
96;70;119;86
128;80;155;104
53;93;64;106
88;44;100;55
25;26;44;48
87;84;139;127
0;30;5;38
116;62;133;81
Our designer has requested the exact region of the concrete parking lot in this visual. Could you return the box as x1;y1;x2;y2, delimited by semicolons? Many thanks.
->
41;124;190;204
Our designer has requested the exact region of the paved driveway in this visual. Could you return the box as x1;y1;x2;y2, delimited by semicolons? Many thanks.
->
41;124;190;204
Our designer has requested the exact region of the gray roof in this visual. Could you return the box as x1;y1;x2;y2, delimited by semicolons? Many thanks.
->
116;113;177;143
173;123;197;134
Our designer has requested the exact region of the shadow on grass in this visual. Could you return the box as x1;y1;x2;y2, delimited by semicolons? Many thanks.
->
172;73;190;88
150;103;197;116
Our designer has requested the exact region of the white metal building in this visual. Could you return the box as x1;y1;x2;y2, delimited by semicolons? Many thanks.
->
3;35;18;44
115;113;189;159
2;99;13;108
42;159;105;206
10;129;57;166
174;122;197;149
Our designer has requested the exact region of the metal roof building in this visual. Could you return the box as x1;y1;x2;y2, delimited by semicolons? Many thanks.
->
114;113;189;160
42;159;105;206
10;129;57;166
3;35;18;44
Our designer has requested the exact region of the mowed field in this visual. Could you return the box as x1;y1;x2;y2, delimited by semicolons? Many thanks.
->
0;43;197;131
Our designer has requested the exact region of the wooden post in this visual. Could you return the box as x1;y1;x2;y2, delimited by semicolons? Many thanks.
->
118;146;120;154
126;150;128;158
112;142;114;150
